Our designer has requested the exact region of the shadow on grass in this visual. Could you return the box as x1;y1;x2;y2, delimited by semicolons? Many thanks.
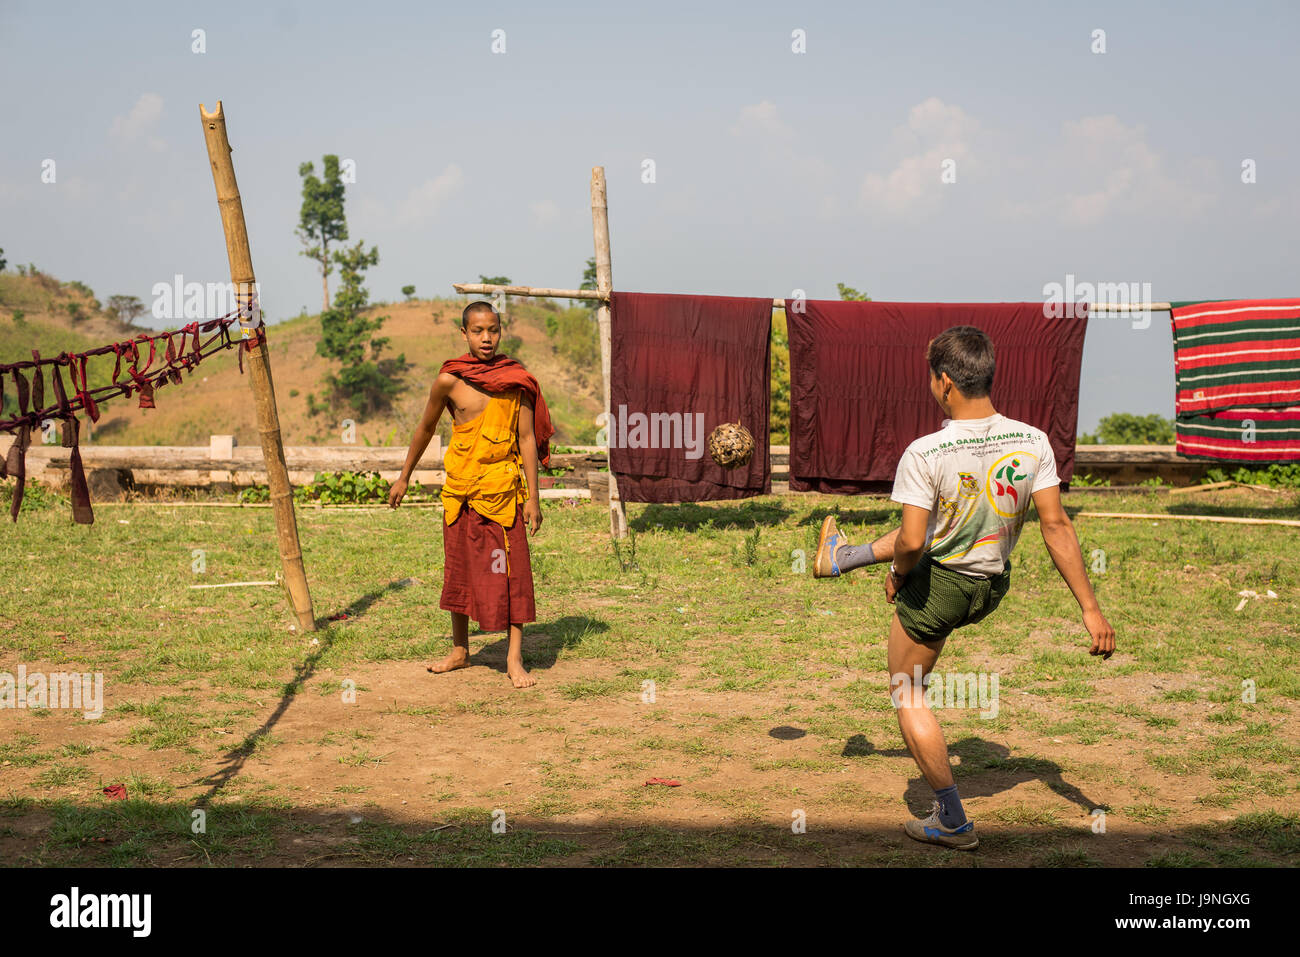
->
3;796;1293;867
797;505;897;529
842;735;1107;816
195;576;421;804
629;500;792;533
473;615;611;672
1164;500;1300;520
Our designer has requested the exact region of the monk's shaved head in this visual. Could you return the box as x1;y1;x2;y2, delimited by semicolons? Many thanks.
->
462;301;499;328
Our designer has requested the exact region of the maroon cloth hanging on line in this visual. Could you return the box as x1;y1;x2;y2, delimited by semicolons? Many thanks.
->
786;301;1088;492
610;292;772;502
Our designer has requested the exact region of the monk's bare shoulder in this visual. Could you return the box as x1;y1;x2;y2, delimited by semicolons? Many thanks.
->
433;372;459;398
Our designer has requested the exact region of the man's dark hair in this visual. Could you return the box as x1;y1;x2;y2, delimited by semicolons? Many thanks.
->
462;300;499;328
927;325;995;398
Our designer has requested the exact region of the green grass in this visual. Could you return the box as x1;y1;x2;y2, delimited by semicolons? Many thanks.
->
1;487;1296;866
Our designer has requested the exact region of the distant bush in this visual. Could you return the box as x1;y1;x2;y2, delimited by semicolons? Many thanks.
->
544;306;598;379
1079;413;1176;445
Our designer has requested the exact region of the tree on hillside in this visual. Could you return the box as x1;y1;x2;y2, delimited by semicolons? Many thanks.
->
770;310;791;444
297;155;349;311
837;282;871;301
564;257;599;313
1078;413;1176;445
478;274;511;287
401;285;416;301
106;294;146;327
0;248;7;272
316;240;409;416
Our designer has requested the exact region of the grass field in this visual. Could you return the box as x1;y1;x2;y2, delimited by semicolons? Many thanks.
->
1;483;1297;867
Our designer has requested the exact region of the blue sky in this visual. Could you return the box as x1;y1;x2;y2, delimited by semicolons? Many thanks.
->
2;0;1297;432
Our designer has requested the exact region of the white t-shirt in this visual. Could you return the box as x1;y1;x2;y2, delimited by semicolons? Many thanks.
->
890;413;1059;578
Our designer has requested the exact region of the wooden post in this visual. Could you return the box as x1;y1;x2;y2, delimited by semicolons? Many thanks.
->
200;101;317;632
591;167;628;538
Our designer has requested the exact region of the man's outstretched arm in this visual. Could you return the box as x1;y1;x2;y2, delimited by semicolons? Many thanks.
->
884;505;932;604
388;373;455;508
1031;485;1116;658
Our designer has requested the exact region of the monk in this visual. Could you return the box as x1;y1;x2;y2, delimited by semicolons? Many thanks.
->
388;300;554;688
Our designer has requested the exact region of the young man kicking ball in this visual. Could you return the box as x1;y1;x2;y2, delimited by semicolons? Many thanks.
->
813;325;1116;849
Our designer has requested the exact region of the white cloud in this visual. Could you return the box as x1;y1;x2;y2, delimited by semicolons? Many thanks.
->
1055;114;1214;225
396;164;464;226
860;98;978;219
529;199;561;225
730;100;790;138
110;93;165;151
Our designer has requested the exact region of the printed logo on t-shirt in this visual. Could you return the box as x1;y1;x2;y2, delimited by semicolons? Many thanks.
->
986;451;1037;518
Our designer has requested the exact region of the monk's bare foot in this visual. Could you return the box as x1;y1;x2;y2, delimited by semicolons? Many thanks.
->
427;647;470;674
507;657;535;689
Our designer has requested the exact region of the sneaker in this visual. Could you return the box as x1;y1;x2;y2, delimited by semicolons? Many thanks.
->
904;800;979;850
813;514;845;578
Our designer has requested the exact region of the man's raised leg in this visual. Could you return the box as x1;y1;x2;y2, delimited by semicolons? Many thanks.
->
814;520;901;578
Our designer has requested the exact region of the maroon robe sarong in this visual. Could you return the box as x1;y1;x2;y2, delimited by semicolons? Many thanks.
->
440;508;536;632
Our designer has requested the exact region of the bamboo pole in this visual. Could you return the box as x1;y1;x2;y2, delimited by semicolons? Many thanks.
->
451;286;1171;315
591;167;628;539
199;100;317;632
453;283;604;300
1076;511;1300;528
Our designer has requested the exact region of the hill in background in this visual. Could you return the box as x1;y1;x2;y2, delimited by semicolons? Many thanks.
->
1;269;604;449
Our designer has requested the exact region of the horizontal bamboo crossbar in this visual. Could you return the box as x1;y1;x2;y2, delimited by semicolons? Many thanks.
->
453;282;1173;314
1076;511;1300;528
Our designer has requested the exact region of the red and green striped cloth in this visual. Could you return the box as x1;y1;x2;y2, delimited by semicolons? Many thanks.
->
1171;299;1300;462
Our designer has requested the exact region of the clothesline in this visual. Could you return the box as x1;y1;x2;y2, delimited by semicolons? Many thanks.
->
1;307;261;524
450;283;1173;313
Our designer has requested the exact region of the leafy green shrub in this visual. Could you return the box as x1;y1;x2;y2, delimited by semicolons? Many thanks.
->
293;471;394;505
1204;464;1300;489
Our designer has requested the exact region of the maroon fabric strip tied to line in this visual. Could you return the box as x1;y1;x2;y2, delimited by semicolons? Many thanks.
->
786;301;1088;492
610;292;772;502
2;312;256;524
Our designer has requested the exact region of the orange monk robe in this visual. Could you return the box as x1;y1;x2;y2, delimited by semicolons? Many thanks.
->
438;387;536;632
